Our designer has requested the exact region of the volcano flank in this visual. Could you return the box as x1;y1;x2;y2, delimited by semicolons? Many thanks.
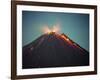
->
23;32;89;69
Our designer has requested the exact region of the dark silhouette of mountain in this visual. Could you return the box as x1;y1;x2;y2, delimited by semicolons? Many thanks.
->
22;32;89;69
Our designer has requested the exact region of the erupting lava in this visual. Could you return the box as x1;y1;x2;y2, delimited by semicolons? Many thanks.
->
42;24;61;34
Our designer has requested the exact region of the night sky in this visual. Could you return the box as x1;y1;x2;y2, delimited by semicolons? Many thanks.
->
22;11;89;51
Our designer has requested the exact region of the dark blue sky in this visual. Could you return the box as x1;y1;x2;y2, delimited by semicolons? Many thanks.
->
22;11;89;51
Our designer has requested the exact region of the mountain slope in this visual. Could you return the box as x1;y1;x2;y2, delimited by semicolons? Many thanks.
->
23;32;89;69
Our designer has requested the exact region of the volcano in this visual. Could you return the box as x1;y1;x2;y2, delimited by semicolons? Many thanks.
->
23;32;89;69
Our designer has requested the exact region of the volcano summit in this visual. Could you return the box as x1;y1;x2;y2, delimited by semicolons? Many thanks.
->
23;32;89;69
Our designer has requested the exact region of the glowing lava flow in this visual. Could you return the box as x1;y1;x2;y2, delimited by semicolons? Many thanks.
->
61;35;73;45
